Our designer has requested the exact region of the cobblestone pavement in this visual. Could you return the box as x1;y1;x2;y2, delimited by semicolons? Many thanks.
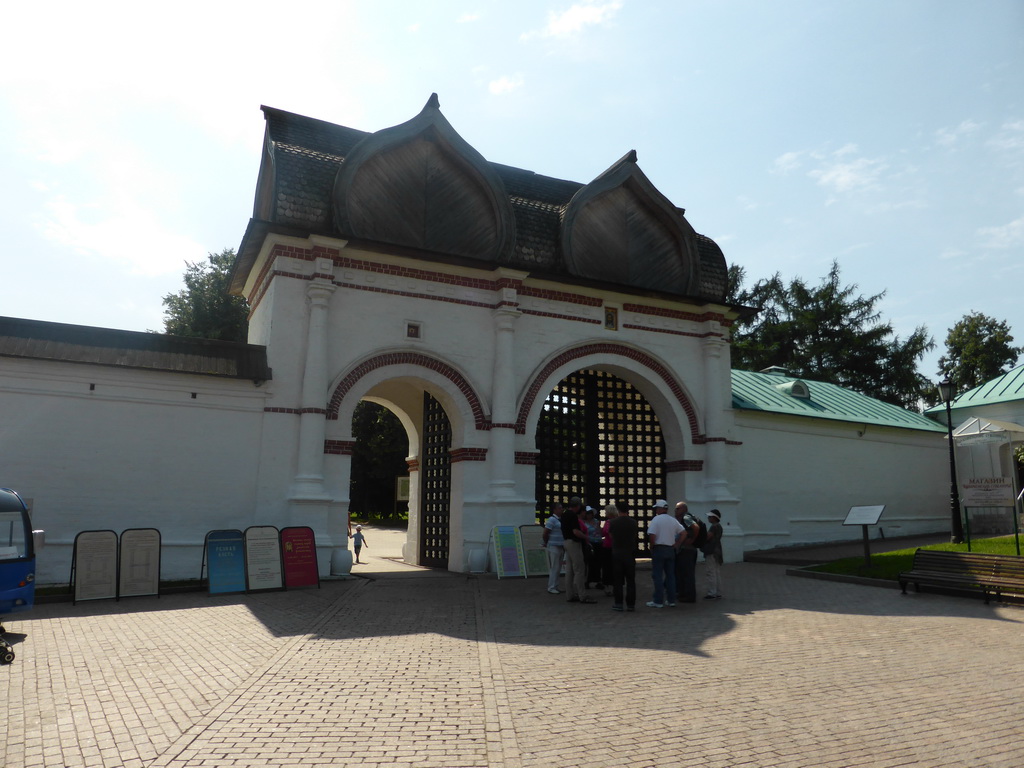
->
3;557;1023;768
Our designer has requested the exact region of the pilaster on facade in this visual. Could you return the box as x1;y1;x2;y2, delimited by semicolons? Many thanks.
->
292;259;338;500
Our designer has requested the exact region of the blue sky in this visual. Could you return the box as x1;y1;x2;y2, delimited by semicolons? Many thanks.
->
1;0;1021;381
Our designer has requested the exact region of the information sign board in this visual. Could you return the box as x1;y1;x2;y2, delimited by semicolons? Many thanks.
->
519;525;548;577
281;526;319;589
491;525;526;578
961;477;1015;507
244;525;283;591
119;528;161;598
843;505;885;526
205;529;246;594
73;530;119;603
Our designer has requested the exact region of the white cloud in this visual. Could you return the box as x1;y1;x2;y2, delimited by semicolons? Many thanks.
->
935;119;982;147
489;75;525;95
771;151;802;175
38;193;207;278
987;120;1024;153
457;12;481;23
522;1;623;40
808;151;888;194
977;215;1024;249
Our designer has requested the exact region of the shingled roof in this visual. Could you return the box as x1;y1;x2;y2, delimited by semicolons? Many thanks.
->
234;98;729;303
0;317;272;382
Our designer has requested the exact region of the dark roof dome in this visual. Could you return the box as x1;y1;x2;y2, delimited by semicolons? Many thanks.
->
236;97;729;303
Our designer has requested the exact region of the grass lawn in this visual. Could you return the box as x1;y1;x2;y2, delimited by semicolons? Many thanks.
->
807;535;1024;581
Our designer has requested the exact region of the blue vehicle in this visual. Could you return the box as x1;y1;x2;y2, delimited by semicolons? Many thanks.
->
0;488;35;664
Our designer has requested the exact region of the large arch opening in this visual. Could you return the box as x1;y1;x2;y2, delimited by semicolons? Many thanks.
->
535;369;666;554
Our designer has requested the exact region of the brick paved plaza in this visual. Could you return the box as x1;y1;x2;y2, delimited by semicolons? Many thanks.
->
2;549;1022;768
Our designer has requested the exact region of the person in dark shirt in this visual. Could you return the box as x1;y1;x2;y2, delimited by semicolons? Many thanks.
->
560;496;594;603
607;504;639;612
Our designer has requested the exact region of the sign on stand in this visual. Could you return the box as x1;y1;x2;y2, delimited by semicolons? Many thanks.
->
281;526;320;589
519;525;549;577
490;526;527;578
244;525;283;591
119;528;161;599
842;505;885;566
205;529;247;595
72;530;119;604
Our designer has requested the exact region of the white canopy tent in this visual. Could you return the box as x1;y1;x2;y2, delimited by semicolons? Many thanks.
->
950;417;1024;547
952;416;1024;446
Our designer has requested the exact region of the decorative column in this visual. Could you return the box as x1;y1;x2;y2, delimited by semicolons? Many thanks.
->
291;257;336;499
702;326;730;499
489;303;520;498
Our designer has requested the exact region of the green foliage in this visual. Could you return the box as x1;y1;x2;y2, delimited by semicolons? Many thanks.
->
937;311;1022;395
162;248;249;342
728;260;934;409
808;535;1024;580
349;401;410;521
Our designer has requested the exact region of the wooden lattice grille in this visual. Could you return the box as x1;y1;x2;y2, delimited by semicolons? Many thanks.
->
535;370;665;553
419;392;451;567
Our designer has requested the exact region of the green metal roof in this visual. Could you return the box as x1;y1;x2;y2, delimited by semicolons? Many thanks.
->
924;363;1024;415
732;369;946;432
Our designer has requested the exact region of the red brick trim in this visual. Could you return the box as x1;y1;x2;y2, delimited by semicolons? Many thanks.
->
450;447;487;462
407;458;420;471
665;459;704;472
518;286;603;307
516;343;701;440
520;309;602;325
324;439;355;455
327;352;487;430
265;406;303;414
489;423;517;430
515;451;539;465
623;304;733;327
622;323;726;340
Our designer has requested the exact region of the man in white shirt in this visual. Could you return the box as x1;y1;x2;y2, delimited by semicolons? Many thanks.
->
646;499;685;608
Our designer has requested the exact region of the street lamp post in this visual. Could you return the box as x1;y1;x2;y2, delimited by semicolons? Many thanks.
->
938;379;965;544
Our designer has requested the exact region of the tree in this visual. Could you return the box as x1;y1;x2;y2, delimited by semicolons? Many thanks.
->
728;261;934;409
349;402;410;521
937;311;1022;395
162;248;249;342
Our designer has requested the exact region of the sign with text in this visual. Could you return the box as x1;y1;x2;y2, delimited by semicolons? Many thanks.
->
281;526;319;589
519;524;549;577
73;530;119;603
118;528;161;598
961;477;1016;507
205;529;246;594
491;526;526;579
843;505;885;526
244;525;283;591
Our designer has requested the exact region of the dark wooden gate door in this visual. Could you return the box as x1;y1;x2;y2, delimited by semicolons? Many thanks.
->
419;391;451;567
535;369;665;553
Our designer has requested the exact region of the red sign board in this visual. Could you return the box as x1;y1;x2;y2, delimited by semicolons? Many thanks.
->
280;527;320;589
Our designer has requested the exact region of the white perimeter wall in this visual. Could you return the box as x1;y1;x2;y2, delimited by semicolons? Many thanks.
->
733;411;949;552
0;357;268;584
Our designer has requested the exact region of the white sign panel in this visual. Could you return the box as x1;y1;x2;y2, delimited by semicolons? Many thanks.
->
843;505;885;526
73;530;119;602
119;528;161;598
961;477;1015;507
244;525;283;591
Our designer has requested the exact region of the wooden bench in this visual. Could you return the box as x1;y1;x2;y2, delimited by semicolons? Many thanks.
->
899;549;1024;604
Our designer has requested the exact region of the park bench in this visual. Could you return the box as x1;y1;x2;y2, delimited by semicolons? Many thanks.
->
899;549;1024;604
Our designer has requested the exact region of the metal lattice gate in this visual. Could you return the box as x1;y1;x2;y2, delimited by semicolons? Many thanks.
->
419;391;451;567
535;370;666;553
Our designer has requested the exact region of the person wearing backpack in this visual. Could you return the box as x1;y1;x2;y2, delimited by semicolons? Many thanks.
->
703;509;724;600
674;501;703;603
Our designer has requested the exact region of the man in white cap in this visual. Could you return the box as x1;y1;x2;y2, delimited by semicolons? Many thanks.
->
646;499;685;608
704;509;724;599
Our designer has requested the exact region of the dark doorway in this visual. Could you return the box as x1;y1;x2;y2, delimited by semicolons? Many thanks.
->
419;391;452;567
535;369;666;553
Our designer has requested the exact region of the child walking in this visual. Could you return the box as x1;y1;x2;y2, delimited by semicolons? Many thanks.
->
350;525;368;564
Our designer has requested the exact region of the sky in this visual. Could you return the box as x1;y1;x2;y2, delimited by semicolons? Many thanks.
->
1;0;1022;382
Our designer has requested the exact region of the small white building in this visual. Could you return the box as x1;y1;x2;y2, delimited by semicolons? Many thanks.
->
0;97;951;585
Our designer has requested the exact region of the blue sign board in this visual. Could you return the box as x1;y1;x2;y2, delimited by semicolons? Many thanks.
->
206;530;246;594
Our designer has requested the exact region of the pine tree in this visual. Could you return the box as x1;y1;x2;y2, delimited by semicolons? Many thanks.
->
937;311;1022;394
161;248;248;342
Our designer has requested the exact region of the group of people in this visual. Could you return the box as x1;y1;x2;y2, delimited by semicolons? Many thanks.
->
542;496;724;611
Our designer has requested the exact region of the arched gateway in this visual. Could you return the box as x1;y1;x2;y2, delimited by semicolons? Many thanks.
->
230;95;742;572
